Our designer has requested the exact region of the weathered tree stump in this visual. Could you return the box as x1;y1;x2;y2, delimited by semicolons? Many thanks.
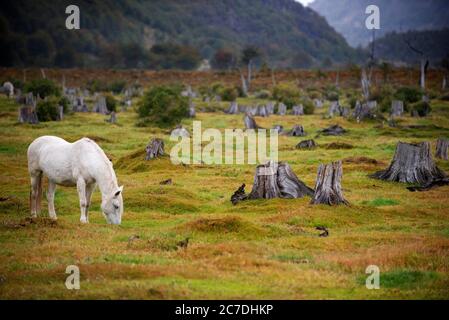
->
106;111;117;124
244;114;259;130
247;161;313;200
266;102;275;115
18;106;39;124
226;101;239;114
57;105;64;121
391;100;404;117
328;101;342;117
296;139;317;150
311;161;349;206
341;107;350;118
256;105;268;117
277;103;287;115
371;142;446;184
288;125;306;137
319;124;347;136
272;125;284;134
436;138;449;160
93;96;108;114
292;105;304;116
145;138;165;160
171;125;190;138
353;100;378;121
189;101;196;118
314;99;323;108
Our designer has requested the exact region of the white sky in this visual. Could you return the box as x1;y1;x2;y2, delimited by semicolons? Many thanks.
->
295;0;315;6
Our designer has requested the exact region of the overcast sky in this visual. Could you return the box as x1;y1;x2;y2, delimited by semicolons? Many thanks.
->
296;0;315;6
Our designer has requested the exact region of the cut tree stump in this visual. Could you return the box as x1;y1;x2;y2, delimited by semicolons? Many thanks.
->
226;101;239;114
244;114;260;129
296;139;317;150
292;105;304;116
328;101;342;117
371;141;446;184
18;106;39;124
288;125;306;137
189;101;196;118
435;138;449;160
93;96;108;114
247;161;313;200
145;138;165;160
106;111;116;123
277;103;287;115
256;105;268;117
319;124;347;136
391;100;404;117
353;100;378;121
311;161;349;206
266;102;275;115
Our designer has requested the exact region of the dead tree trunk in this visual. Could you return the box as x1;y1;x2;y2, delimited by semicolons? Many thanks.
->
371;142;446;184
244;114;259;129
288;125;306;137
311;161;349;206
145;138;165;160
248;161;313;200
436;138;449;160
296;139;317;150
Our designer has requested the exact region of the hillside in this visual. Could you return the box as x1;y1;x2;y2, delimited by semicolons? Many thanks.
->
373;29;449;65
0;0;362;69
310;0;449;47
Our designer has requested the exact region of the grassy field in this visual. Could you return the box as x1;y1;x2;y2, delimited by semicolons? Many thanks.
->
0;93;449;299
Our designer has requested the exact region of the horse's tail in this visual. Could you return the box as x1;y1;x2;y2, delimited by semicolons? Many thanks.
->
36;173;43;213
29;172;43;215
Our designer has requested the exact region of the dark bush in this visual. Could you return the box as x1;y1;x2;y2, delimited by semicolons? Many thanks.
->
394;87;422;110
36;98;59;122
58;96;71;114
220;87;238;102
273;82;300;108
301;99;315;115
105;94;117;112
86;79;108;93
24;79;60;98
410;101;431;117
137;86;188;128
108;80;127;94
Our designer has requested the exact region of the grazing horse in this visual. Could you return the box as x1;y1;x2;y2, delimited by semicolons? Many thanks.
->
27;136;124;224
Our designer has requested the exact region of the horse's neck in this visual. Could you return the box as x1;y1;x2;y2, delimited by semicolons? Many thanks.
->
92;159;118;200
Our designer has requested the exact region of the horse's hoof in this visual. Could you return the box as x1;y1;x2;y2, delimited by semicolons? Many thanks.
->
80;218;88;224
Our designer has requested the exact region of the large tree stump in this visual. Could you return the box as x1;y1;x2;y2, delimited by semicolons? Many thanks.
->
145;138;165;160
296;139;317;150
266;102;275;115
328;101;342;117
288;125;306;137
371;142;446;184
256;105;268;117
292;105;304;116
391;100;404;117
314;99;323;108
93;96;108;114
319;124;347;136
436;138;449;160
311;161;349;205
277;103;287;115
248;161;313;200
244;114;260;129
106;111;117;124
226;101;239;114
353;100;377;121
57;105;64;121
18;106;39;124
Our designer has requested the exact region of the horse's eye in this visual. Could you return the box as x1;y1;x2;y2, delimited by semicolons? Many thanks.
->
113;204;119;210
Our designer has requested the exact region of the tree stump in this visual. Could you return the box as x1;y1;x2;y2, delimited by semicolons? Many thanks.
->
18;106;39;124
226;101;239;114
314;99;323;108
328;101;342;117
266;102;275;115
311;161;349;206
277;103;287;115
296;139;317;150
353;100;377;121
256;105;268;117
288;125;306;137
244;114;259;129
436;138;449;160
292;105;304;116
94;96;108;114
171;125;190;138
106;111;117;124
391;100;404;117
57;105;64;121
248;161;313;200
320;124;346;136
341;107;350;118
145;138;165;160
272;125;284;134
371;142;446;184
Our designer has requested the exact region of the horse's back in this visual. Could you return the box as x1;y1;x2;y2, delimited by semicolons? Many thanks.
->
28;136;72;176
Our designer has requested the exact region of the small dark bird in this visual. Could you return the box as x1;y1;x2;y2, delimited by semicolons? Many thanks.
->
316;226;329;237
176;237;190;250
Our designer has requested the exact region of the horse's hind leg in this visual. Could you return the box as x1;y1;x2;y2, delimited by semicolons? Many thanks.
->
77;179;88;224
30;172;43;218
47;180;57;220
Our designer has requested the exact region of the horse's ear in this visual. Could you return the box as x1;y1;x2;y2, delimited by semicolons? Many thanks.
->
114;186;124;197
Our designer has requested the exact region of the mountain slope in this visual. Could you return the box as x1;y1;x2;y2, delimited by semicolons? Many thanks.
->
0;0;361;69
310;0;449;47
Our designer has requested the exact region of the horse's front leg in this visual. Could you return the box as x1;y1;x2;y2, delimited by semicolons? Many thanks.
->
77;179;88;224
47;180;57;220
84;183;96;223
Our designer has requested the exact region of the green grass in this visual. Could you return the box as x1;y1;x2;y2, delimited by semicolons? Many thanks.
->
0;93;449;300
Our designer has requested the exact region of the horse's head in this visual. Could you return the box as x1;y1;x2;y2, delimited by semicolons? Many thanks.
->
101;186;124;225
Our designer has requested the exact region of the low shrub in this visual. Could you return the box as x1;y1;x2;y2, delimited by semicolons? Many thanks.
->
108;80;127;94
410;101;431;117
220;87;238;102
301;99;315;115
273;82;301;108
137;86;188;128
24;79;60;98
394;86;422;110
36;97;59;122
105;94;117;112
255;89;271;99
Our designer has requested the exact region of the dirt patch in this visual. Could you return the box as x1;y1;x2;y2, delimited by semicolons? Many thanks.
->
343;157;379;165
325;142;354;150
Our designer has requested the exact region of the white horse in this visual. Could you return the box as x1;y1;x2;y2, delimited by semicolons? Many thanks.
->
27;136;124;224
